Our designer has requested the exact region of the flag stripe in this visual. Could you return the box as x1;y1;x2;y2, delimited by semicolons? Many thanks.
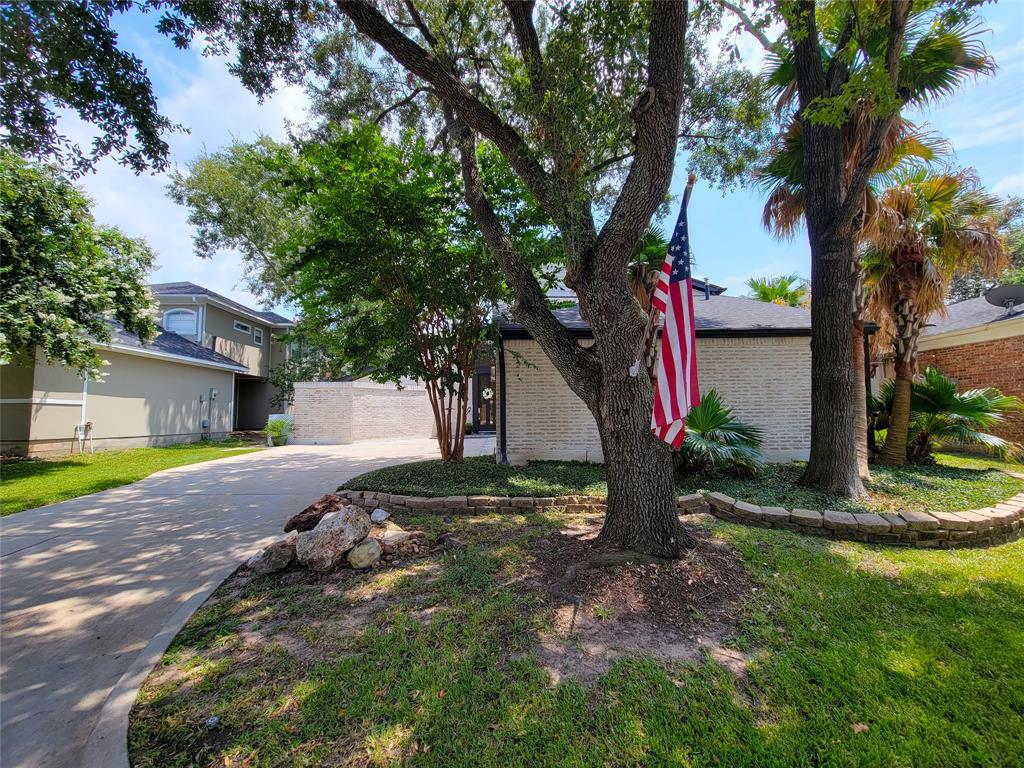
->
650;198;699;450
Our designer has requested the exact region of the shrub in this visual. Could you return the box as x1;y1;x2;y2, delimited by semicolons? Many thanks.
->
870;367;1022;464
674;390;765;476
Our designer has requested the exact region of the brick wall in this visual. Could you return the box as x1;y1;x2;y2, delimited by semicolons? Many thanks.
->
292;382;353;444
292;380;436;444
350;381;437;441
501;335;812;464
918;334;1024;443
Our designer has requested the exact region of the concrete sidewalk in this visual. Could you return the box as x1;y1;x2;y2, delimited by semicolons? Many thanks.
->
1;437;491;768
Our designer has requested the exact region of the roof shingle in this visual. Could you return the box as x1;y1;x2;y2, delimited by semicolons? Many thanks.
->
105;320;248;370
500;294;811;336
149;281;293;326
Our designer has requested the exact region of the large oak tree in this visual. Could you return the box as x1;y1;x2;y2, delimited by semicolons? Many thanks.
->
158;0;768;557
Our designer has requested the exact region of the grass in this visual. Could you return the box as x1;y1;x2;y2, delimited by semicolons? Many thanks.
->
345;453;1022;514
129;510;1024;767
0;439;263;515
345;456;608;498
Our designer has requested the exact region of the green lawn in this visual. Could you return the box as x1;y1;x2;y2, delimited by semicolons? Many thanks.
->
0;439;263;515
345;453;1022;514
129;510;1024;767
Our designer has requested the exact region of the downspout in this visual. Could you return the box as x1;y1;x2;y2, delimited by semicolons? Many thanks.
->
80;376;88;427
497;334;508;465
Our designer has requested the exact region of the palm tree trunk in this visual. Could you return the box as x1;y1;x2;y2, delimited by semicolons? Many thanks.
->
852;318;872;479
880;295;921;465
852;264;871;480
882;376;913;465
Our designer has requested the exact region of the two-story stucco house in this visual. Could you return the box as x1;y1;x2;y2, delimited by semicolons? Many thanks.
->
0;282;294;456
150;282;295;430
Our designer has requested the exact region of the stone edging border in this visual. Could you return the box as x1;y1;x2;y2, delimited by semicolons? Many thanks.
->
337;489;1024;550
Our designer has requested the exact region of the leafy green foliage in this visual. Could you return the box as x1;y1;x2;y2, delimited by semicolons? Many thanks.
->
0;149;157;377
274;124;496;394
0;0;180;175
263;418;292;440
675;390;765;476
745;273;809;307
871;368;1022;463
167;136;296;304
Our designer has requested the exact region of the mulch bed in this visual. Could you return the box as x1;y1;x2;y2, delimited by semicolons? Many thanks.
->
521;521;754;682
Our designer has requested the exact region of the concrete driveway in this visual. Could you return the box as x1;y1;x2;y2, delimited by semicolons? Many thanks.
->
1;437;492;768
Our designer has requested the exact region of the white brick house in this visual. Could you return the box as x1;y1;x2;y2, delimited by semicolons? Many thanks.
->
495;282;820;464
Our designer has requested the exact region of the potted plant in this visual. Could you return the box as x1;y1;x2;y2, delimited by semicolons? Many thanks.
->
265;417;293;447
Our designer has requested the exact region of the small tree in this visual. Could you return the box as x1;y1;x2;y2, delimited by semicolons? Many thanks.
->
0;149;156;377
274;126;507;460
863;168;1006;465
745;274;809;307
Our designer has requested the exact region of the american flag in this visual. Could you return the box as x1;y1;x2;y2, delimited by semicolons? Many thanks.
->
650;199;700;448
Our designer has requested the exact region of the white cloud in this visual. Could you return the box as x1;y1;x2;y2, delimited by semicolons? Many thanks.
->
993;172;1024;197
63;42;308;315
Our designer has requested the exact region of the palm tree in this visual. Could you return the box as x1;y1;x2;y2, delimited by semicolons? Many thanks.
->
863;169;1006;465
870;367;1022;463
674;390;765;476
746;274;809;307
757;6;994;480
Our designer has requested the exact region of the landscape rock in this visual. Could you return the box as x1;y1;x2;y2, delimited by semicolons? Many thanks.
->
370;508;390;524
246;532;298;575
284;493;346;533
347;538;383;569
296;507;372;571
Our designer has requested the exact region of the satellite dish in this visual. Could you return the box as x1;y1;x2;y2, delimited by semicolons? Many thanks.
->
984;284;1024;316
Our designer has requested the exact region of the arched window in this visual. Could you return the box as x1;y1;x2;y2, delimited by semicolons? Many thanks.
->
163;309;197;336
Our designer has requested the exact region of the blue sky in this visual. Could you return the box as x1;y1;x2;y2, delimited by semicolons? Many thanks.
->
71;2;1024;316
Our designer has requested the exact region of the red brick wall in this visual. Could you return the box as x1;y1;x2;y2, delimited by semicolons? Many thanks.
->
918;335;1024;443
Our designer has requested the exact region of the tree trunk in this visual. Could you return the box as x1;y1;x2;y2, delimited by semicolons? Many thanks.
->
880;294;921;465
852;266;871;481
882;375;912;465
588;296;692;557
799;234;866;496
852;318;871;480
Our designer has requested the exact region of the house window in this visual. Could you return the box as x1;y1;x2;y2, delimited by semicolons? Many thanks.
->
253;327;264;345
233;320;252;335
163;309;197;336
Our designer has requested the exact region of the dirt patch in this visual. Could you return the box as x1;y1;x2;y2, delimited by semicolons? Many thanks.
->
524;522;753;684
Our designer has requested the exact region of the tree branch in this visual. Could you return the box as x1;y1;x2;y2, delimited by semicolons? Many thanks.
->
719;0;774;53
446;108;600;407
590;0;690;278
586;132;728;177
372;86;429;124
336;0;555;215
832;0;912;235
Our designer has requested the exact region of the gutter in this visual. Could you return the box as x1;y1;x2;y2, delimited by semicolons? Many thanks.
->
497;326;814;341
100;342;249;373
152;293;294;329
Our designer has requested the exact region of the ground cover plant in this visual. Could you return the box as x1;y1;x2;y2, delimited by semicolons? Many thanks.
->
344;453;1021;516
0;439;262;515
129;506;1024;767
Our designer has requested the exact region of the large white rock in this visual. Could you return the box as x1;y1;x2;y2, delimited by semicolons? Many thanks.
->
296;506;371;571
370;508;390;524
